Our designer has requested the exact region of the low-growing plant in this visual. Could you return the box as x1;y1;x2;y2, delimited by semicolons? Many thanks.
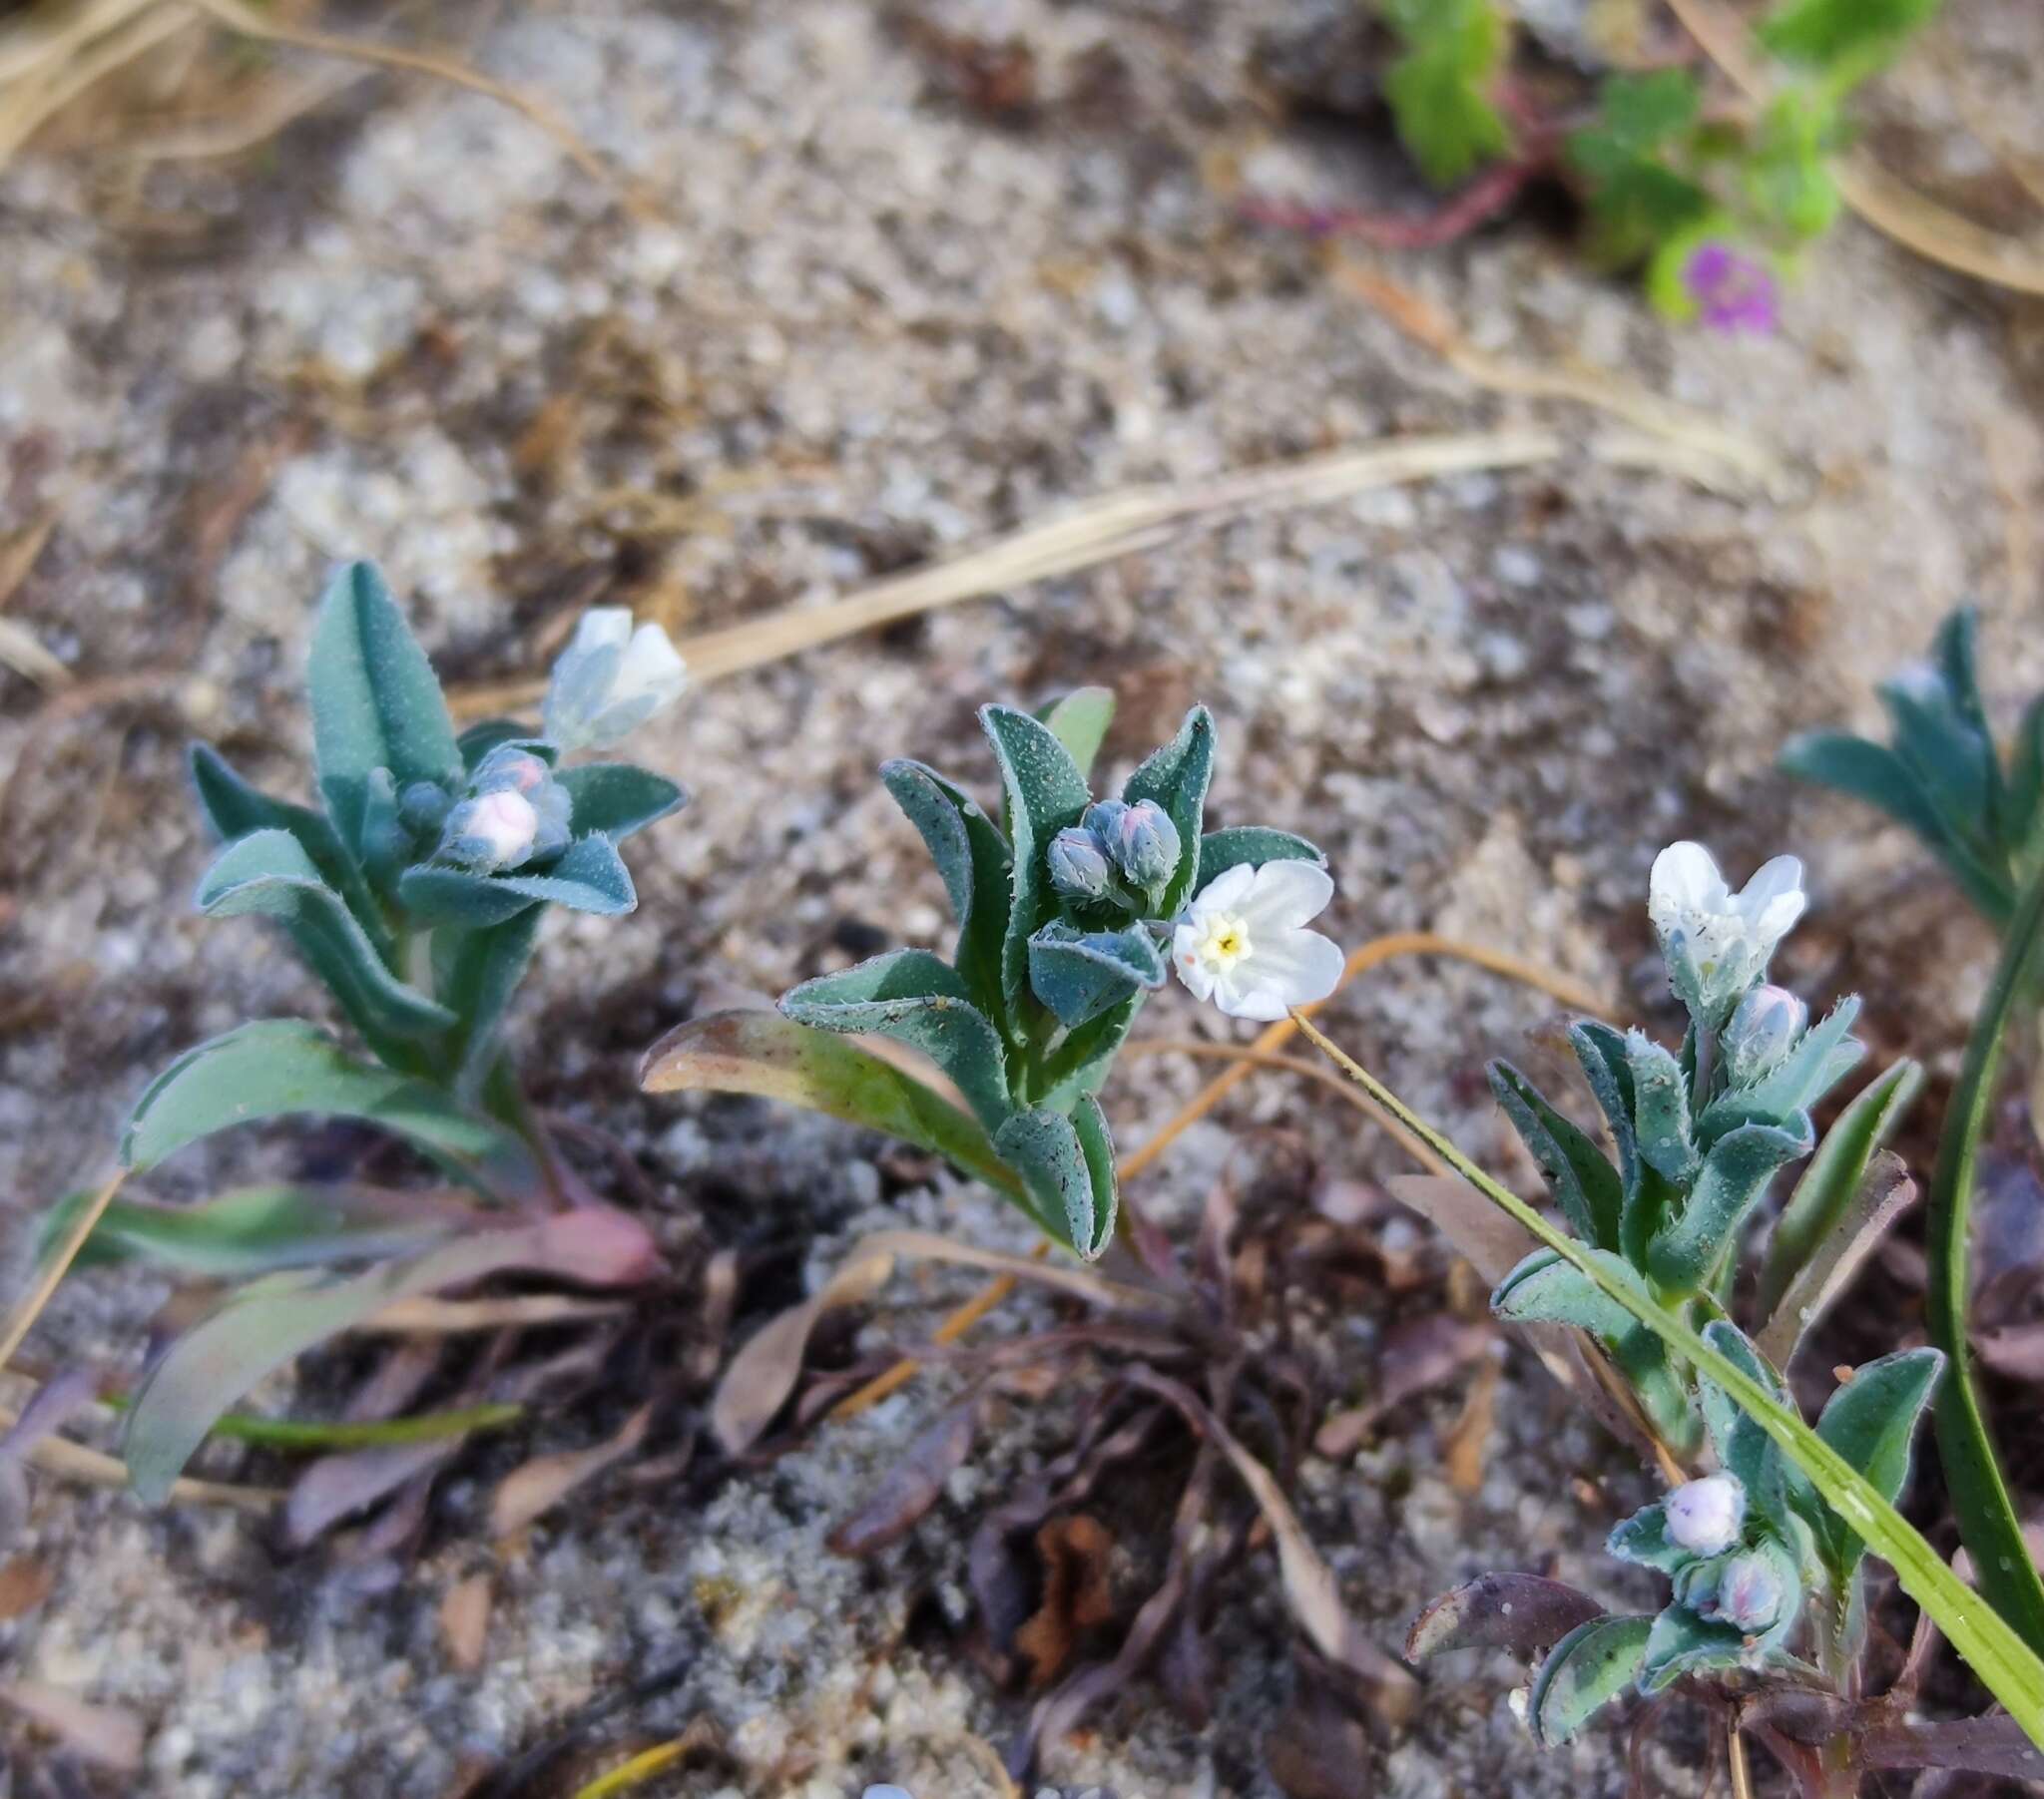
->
1373;0;1940;327
32;562;687;1508
645;690;1339;1259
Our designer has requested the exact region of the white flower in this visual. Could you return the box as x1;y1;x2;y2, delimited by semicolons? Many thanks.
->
1664;1474;1745;1557
862;1789;914;1799
1648;841;1806;1023
543;607;688;750
1172;860;1344;1023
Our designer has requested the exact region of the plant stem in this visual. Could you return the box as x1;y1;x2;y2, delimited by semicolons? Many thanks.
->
100;1393;524;1452
1285;1009;2044;1745
1925;860;2044;1657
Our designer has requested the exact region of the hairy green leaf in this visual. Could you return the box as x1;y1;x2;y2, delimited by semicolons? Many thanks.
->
881;758;1013;1026
1196;826;1323;884
1529;1615;1653;1745
554;763;687;842
1037;687;1116;784
1026;921;1166;1030
980;704;1093;1025
1811;1347;1943;1581
1488;1061;1623;1250
1119;704;1215;917
398;834;637;928
1383;0;1512;189
1647;1115;1813;1292
994;1101;1116;1258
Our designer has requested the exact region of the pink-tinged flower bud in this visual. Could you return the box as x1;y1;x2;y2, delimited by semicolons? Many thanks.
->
441;787;540;871
1725;982;1806;1085
1048;826;1114;901
1665;1475;1745;1558
1714;1552;1786;1633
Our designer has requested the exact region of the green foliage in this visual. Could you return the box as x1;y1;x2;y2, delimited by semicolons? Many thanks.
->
1528;1616;1653;1746
1566;70;1714;269
1381;0;1512;189
1760;0;1943;82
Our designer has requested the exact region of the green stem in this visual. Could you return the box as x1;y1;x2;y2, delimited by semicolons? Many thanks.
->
103;1393;524;1452
1287;1009;2044;1746
1926;860;2044;1658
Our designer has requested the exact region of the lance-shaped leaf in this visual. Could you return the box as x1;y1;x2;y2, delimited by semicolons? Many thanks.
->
1636;1604;1749;1695
639;1009;1018;1197
1806;1347;1943;1582
122;1019;538;1194
1759;1146;1917;1371
781;949;1013;1137
1037;686;1115;783
1647;1114;1814;1293
980;705;1092;1024
1026;921;1166;1030
1119;704;1214;917
1728;997;1865;1124
433;907;546;1103
881;758;1012;1025
1528;1615;1653;1745
308;562;462;854
189;744;389;956
995;1101;1117;1258
1569;1020;1641;1194
554;763;687;842
1606;1504;1694;1575
1626;1031;1697;1184
1488;1062;1623;1250
1695;1319;1798;1534
1405;1574;1605;1662
2011;694;2044;853
197;830;455;1050
455;717;534;770
39;1182;484;1279
398;834;637;928
1035;991;1143;1115
1759;1060;1920;1326
1196;826;1323;885
1880;661;2000;849
122;1208;659;1502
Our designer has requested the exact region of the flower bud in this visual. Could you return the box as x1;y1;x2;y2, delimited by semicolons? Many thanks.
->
1664;1475;1745;1558
1724;983;1806;1086
397;779;453;836
440;787;540;871
543;608;688;751
1048;826;1114;901
1114;799;1181;891
1713;1552;1786;1633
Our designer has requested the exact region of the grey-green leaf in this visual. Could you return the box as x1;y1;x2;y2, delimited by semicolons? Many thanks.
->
1637;1604;1749;1695
1647;1115;1814;1292
1119;704;1215;917
1529;1615;1653;1745
398;834;637;928
197;829;456;1048
308;562;462;853
1491;1247;1640;1342
1696;1318;1793;1531
434;907;546;1103
780;949;1013;1136
1026;920;1166;1029
1488;1061;1623;1251
1626;1031;1697;1184
121;1019;538;1193
980;705;1093;1023
1606;1504;1693;1575
640;1007;1019;1198
1810;1347;1944;1579
554;763;687;841
880;758;1013;1025
1037;686;1116;783
1197;825;1325;885
995;1103;1116;1258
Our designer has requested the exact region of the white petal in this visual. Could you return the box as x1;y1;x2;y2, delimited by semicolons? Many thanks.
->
1172;928;1217;1002
1187;860;1257;919
619;622;688;701
1649;841;1724;921
1240;859;1334;932
1213;978;1290;1022
1239;927;1345;1010
568;606;634;655
1737;854;1803;914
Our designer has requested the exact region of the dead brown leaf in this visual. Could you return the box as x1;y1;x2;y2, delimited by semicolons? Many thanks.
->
0;1680;144;1771
489;1403;655;1538
0;1555;53;1621
440;1574;492;1672
1015;1514;1116;1688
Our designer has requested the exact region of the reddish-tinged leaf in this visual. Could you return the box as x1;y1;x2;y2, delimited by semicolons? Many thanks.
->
0;1557;53;1622
1405;1573;1605;1661
826;1396;981;1557
489;1403;654;1537
288;1441;460;1546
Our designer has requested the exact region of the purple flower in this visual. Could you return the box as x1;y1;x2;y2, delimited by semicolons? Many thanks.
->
1682;242;1779;336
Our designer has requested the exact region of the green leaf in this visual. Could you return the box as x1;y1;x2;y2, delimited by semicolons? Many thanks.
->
1627;1031;1697;1184
122;1211;658;1502
1026;921;1166;1030
456;718;535;770
1811;1347;1944;1581
2010;695;2044;860
1119;704;1215;917
308;562;462;854
554;763;687;842
639;1008;1019;1198
122;1019;539;1193
1035;991;1144;1115
1709;997;1864;1129
1880;671;2002;859
780;950;1013;1137
1528;1615;1653;1746
1565;70;1712;266
189;744;389;956
1696;1318;1795;1532
39;1181;481;1278
1647;1115;1813;1293
1759;0;1942;81
1383;0;1512;189
197;829;456;1052
1487;1061;1623;1251
880;758;1014;1028
1743;92;1841;240
980;705;1093;1024
1197;826;1324;884
1606;1505;1693;1575
1569;1021;1641;1192
1037;687;1116;784
1637;1603;1750;1695
1491;1247;1640;1341
1928;860;2044;1658
433;907;546;1103
995;1102;1116;1258
1292;1018;2044;1739
398;834;637;928
1758;1060;1921;1330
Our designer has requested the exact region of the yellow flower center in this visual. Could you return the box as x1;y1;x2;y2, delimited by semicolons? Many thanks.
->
1195;914;1251;971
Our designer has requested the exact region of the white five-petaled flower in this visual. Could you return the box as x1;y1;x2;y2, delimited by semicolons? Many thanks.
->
1648;841;1806;1023
1172;860;1344;1023
543;607;689;751
1665;1474;1746;1558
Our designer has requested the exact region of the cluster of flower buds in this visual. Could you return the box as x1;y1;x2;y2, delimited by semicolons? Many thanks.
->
435;745;573;874
1047;797;1183;910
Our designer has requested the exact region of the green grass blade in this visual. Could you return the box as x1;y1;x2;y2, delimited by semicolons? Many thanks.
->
1290;1011;2044;1745
1926;864;2044;1657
